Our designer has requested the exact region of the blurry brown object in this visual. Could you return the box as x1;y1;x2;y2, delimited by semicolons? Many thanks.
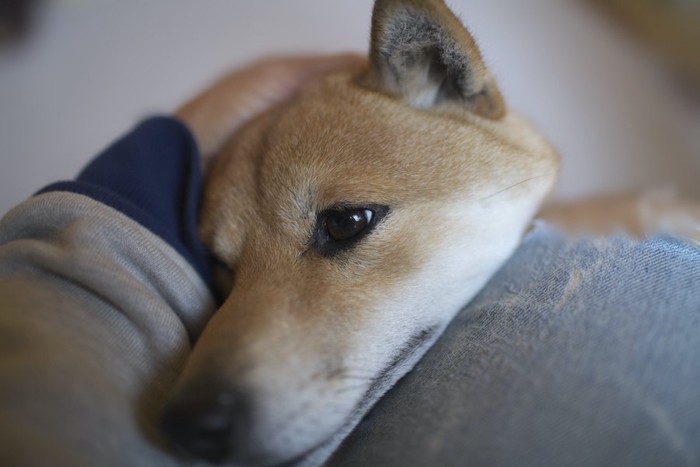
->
590;0;700;99
541;191;700;245
0;0;38;44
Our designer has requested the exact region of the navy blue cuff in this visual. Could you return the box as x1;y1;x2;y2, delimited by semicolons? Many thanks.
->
37;117;216;296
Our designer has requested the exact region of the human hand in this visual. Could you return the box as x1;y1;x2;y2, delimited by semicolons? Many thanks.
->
175;54;365;158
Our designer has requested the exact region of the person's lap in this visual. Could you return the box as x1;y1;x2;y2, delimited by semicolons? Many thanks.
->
327;225;700;467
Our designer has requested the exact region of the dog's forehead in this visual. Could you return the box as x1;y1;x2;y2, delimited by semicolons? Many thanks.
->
256;71;528;212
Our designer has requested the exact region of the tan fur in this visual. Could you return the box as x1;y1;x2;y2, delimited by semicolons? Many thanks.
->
163;1;559;465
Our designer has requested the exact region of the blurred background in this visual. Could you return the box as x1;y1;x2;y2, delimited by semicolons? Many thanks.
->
1;0;698;217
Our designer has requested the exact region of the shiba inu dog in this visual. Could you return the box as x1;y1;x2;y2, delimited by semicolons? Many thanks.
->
161;0;559;465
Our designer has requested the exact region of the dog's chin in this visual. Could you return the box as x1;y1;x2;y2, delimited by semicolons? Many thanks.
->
194;329;432;467
272;433;341;467
259;325;442;467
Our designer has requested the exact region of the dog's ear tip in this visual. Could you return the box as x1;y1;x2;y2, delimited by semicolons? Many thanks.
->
365;0;505;120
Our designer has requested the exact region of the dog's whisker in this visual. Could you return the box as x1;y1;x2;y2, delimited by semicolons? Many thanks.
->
333;374;374;381
311;368;374;382
334;384;369;395
337;367;376;376
480;174;550;202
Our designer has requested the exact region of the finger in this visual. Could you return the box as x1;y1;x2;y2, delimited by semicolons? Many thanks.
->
177;54;366;158
234;54;366;112
272;53;367;85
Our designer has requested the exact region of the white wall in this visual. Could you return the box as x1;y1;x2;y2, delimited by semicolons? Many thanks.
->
1;0;698;216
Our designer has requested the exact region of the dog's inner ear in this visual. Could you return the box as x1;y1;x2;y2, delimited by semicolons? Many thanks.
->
362;0;505;119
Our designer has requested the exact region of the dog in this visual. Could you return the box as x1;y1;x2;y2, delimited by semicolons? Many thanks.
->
161;0;559;465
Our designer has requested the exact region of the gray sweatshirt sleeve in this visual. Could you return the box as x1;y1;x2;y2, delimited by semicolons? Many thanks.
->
0;118;216;466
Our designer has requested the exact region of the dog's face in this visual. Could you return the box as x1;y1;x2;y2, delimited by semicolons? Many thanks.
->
162;0;558;465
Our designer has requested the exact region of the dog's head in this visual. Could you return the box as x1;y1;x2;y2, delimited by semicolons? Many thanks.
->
162;0;558;465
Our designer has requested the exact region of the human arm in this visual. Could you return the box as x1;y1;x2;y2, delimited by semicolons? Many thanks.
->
0;54;360;466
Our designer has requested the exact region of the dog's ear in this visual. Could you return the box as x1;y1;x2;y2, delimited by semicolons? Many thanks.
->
363;0;505;119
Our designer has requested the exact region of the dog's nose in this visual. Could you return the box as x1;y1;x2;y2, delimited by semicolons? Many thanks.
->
161;388;247;464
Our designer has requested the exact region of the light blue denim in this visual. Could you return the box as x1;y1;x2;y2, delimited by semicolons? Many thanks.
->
327;225;700;467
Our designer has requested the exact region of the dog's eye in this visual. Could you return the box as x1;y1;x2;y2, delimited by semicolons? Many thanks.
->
311;205;389;257
326;209;373;241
